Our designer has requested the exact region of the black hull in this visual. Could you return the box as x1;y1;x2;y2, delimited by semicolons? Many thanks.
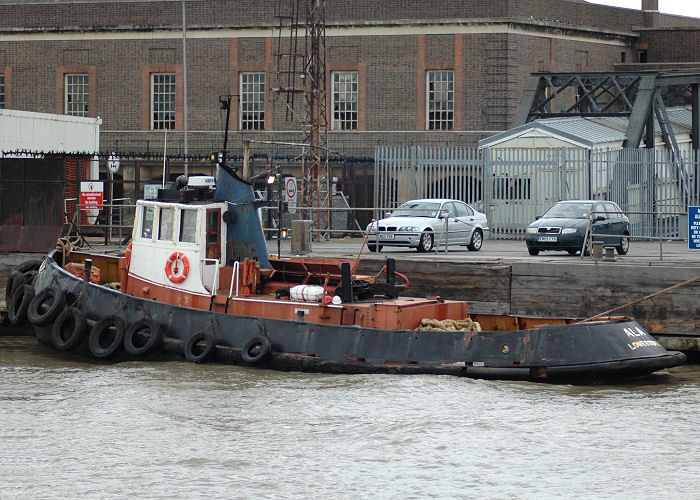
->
30;255;686;383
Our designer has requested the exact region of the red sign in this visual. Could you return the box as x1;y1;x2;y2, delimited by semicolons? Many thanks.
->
80;181;104;210
285;177;297;199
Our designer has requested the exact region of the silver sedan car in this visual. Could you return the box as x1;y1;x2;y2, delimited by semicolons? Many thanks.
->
366;198;489;252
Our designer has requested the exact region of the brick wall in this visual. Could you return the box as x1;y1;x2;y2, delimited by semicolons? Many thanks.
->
0;0;696;158
0;0;647;33
640;29;700;62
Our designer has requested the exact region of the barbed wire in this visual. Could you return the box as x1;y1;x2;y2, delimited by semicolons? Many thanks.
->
0;149;374;163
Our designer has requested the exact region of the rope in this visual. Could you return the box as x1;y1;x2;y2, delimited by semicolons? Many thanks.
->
582;273;700;322
417;317;482;332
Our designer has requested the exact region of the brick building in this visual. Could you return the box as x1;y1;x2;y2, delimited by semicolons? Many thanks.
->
0;0;698;161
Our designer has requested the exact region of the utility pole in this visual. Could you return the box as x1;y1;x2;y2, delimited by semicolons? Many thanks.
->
182;0;189;177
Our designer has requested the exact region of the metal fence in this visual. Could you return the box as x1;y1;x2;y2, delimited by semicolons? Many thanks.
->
375;146;700;240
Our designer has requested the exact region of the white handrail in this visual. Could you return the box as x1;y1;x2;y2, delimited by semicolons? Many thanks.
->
230;261;240;298
201;258;220;295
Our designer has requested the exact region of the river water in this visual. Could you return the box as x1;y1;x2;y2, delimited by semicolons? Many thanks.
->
1;336;699;500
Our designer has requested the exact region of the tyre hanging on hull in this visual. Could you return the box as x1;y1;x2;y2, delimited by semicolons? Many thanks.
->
5;270;24;306
8;284;35;325
184;332;215;363
51;307;88;351
124;318;162;356
27;286;66;326
88;315;126;359
240;336;272;364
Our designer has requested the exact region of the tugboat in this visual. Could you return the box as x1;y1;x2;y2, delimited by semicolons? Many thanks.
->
4;157;685;382
3;96;686;382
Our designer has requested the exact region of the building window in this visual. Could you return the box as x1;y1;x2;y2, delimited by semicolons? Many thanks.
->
240;72;265;130
331;71;358;130
427;70;454;130
0;74;4;109
65;73;89;116
151;73;176;130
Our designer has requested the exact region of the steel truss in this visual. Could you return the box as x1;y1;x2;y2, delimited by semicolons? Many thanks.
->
514;71;700;156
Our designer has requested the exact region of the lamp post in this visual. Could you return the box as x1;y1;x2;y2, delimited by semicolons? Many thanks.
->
181;0;188;177
277;170;283;258
267;169;284;258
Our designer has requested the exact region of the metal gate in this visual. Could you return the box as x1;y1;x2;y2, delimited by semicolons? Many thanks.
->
374;146;482;214
375;146;700;239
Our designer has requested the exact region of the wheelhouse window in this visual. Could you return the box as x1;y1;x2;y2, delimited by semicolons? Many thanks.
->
151;73;176;130
179;209;197;243
240;72;265;130
206;209;221;260
331;71;358;130
65;73;89;116
0;74;5;109
426;70;454;130
141;206;155;239
158;207;175;241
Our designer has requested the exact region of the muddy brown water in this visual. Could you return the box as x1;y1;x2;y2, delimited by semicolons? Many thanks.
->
1;336;699;499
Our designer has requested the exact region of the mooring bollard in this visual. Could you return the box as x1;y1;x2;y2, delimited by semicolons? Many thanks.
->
591;241;603;261
291;220;313;254
603;246;615;261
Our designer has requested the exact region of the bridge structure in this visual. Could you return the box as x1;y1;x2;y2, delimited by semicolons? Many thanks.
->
513;71;700;158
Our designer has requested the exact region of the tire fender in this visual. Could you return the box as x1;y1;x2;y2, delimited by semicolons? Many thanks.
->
8;284;35;326
88;315;127;359
5;270;24;305
184;332;215;363
51;307;88;351
27;286;66;326
124;318;163;356
241;336;272;364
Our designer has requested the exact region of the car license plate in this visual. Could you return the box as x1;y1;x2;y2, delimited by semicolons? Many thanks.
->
537;236;557;242
379;233;394;240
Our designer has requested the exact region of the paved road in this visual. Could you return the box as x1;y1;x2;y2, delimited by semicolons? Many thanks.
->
266;237;700;266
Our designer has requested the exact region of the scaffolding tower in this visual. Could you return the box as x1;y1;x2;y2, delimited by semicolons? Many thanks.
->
274;0;330;239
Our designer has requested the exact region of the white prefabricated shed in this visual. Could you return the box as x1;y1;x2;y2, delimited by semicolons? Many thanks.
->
476;107;694;235
478;106;693;153
0;108;102;176
1;109;103;224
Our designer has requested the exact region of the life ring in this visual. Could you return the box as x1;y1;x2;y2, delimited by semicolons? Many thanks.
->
27;286;66;326
184;332;214;363
51;307;88;351
8;284;35;326
165;252;189;284
240;336;272;364
88;315;126;359
125;242;133;268
124;318;162;356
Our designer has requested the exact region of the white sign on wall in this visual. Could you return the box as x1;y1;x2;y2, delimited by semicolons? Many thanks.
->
284;177;298;214
107;153;120;173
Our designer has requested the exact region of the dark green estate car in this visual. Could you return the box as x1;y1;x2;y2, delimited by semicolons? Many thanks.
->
525;200;630;256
